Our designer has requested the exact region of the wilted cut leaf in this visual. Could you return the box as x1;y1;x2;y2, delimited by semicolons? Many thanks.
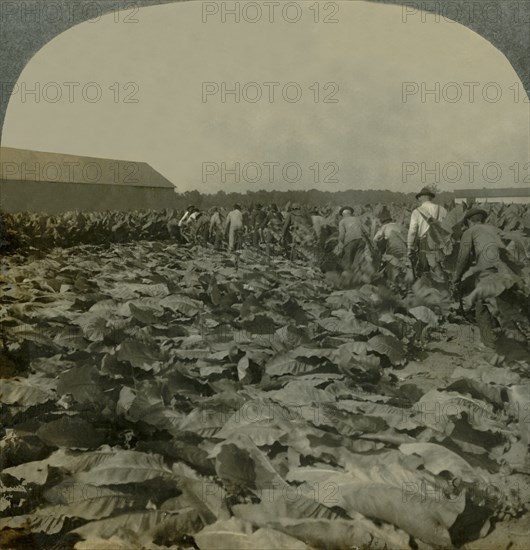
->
37;416;104;449
233;510;410;549
2;459;50;485
75;451;174;486
72;509;204;544
265;353;319;377
0;377;54;407
367;334;406;365
0;514;67;535
216;399;297;446
122;388;185;435
334;400;421;431
161;294;204;316
399;442;489;484
37;488;143;520
415;390;508;435
75;312;111;341
334;342;382;374
128;302;164;324
270;381;336;410
212;434;287;492
7;325;55;347
409;306;439;326
318;315;377;336
194;518;308;550
124;283;170;298
73;536;140;549
178;408;228;437
286;466;462;547
215;444;257;489
116;340;162;371
162;477;230;523
57;365;107;405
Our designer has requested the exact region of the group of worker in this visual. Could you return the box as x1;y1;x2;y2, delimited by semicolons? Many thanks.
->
175;188;524;350
334;186;521;350
177;202;313;255
176;192;507;293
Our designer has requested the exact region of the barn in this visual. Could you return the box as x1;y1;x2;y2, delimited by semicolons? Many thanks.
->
0;147;176;213
454;187;530;205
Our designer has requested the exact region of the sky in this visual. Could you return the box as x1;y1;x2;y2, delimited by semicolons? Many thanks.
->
3;0;529;194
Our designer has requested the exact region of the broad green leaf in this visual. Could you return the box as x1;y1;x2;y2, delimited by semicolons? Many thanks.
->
265;353;319;377
0;377;55;407
194;518;308;550
75;451;174;485
37;416;104;449
367;334;406;365
116;340;162;371
161;294;204;316
409;305;439;326
0;514;66;535
72;509;204;544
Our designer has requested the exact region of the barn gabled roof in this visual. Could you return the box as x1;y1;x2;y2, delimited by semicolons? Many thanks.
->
0;147;175;189
454;187;530;198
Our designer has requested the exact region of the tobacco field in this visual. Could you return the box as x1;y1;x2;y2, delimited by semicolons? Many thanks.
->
0;205;529;549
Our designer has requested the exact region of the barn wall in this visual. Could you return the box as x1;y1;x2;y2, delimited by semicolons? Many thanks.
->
0;180;178;213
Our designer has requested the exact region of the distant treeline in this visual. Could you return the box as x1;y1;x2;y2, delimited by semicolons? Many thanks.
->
171;189;455;210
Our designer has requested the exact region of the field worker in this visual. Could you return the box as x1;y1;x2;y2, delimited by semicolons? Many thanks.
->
193;210;210;245
282;203;313;259
452;208;508;348
336;206;365;270
407;186;448;280
166;210;182;240
209;207;223;249
309;208;327;262
310;208;325;239
261;204;284;256
225;204;244;252
178;205;196;227
374;207;406;259
281;203;297;257
178;207;200;243
250;203;267;246
262;203;281;229
179;206;200;230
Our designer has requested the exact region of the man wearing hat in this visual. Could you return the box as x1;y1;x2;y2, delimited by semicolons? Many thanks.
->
336;206;365;269
452;207;505;347
374;207;406;259
407;187;448;279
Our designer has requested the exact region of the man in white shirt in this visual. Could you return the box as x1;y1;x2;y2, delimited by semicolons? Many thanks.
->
225;204;244;252
178;205;195;227
407;187;447;279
